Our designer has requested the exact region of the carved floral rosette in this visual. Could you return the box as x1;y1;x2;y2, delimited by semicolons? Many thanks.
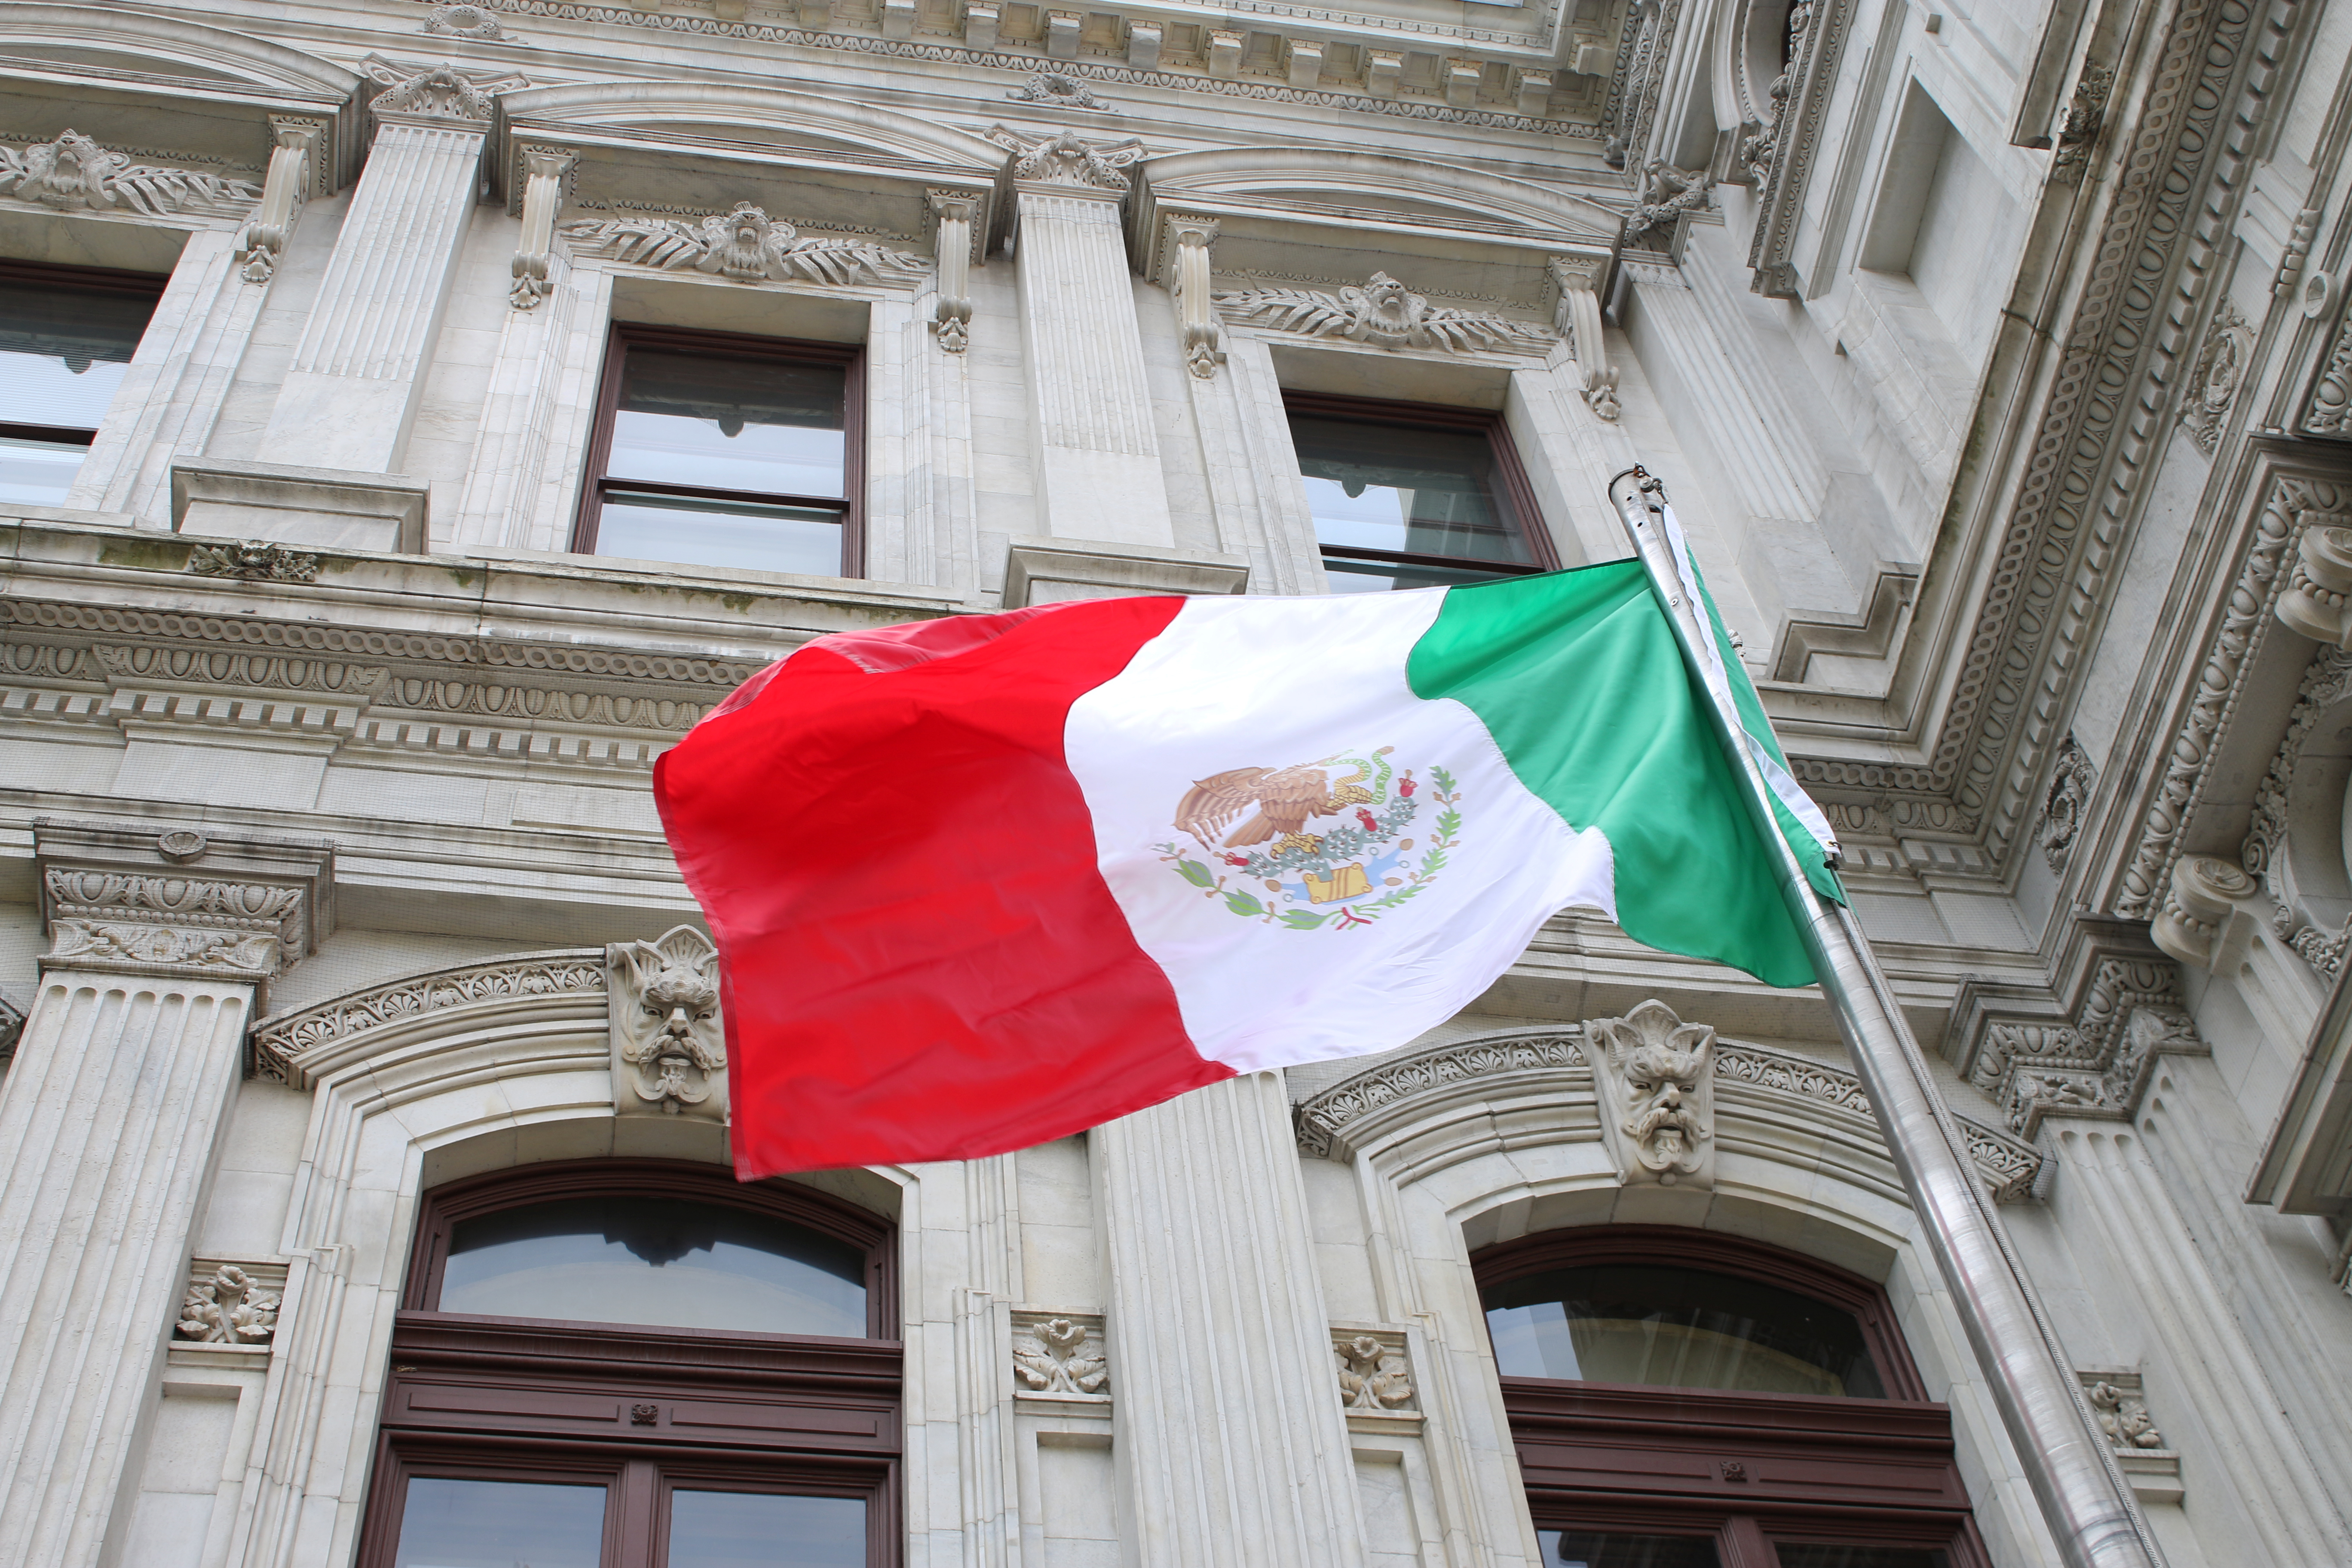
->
1011;1310;1109;1400
1333;1328;1416;1415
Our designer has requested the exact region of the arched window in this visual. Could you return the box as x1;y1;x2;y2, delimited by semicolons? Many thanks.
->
1475;1227;1988;1568
360;1160;899;1568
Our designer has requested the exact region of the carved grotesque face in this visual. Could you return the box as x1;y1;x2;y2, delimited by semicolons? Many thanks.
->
640;959;719;1058
1622;1041;1704;1159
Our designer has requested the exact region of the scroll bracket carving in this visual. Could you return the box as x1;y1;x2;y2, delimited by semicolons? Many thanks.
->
238;119;322;285
510;146;578;310
1550;255;1618;420
928;191;976;352
1165;215;1221;380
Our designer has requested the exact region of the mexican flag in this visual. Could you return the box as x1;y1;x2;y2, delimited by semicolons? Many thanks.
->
658;529;1842;1176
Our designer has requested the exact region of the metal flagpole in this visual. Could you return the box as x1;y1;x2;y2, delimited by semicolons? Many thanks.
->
1606;468;2165;1568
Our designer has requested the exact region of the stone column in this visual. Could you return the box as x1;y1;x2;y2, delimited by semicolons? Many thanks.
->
1000;129;1173;550
179;62;521;551
1093;1073;1369;1568
0;822;332;1568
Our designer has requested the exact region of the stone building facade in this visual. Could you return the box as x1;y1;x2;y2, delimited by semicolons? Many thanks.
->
1;0;2350;1564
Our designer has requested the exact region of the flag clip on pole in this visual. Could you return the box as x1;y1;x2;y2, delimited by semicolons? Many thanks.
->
1606;469;2167;1568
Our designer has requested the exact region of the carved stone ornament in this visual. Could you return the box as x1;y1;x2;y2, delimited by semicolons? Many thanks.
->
2079;1371;2169;1452
362;56;529;122
991;126;1145;193
1965;958;2205;1137
1011;1311;1109;1398
237;119;324;285
0;130;259;218
2151;855;2258;974
187;540;321;583
0;991;27;1063
1550;254;1619;420
1584;999;1716;1188
1624;159;1713;248
560;202;929;289
176;1264;281;1345
251;952;604;1085
43;867;312;980
1335;1332;1416;1413
2275;524;2352;646
1214;272;1553;357
2181;298;2253;455
2243;646;2352;978
1009;72;1106;110
2051;62;2115;186
2038;734;2097;872
423;3;511;39
609;926;726;1119
928;191;976;352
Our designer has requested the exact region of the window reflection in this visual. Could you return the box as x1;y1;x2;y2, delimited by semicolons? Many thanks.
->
439;1195;868;1337
392;1477;606;1568
0;275;156;505
1287;411;1541;591
667;1489;865;1568
1485;1264;1887;1398
1538;1530;1721;1568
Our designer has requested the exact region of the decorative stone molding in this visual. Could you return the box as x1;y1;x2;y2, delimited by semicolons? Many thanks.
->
992;126;1144;193
1584;1000;1716;1188
1009;71;1105;109
1011;1311;1109;1399
1001;537;1247;606
1962;957;2204;1138
2181;299;2253;455
1165;215;1222;379
1549;255;1618;420
2050;61;2115;186
2304;315;2352;437
176;1263;283;1346
560;202;929;289
2079;1370;2182;1503
608;926;725;1120
172;458;431;557
237;119;322;284
362;56;529;122
2039;735;2097;872
186;540;322;583
1294;1032;1584;1158
2275;523;2352;646
250;950;603;1084
928;192;975;351
0;992;24;1063
0;130;260;219
423;2;512;38
1744;0;1848;295
2117;478;2334;919
34;821;334;986
2151;855;2260;974
1214;272;1552;356
2243;646;2352;978
1962;1118;2049;1205
1333;1329;1416;1413
510;146;577;309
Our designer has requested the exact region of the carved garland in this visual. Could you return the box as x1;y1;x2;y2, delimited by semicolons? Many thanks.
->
1793;0;2288;879
0;131;260;219
561;202;930;289
1215;272;1554;356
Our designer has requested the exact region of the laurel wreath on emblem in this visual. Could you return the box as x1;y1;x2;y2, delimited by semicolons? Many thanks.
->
1155;747;1462;930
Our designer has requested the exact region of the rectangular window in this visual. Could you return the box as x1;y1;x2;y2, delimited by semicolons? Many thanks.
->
0;260;164;506
1284;392;1554;593
576;324;863;578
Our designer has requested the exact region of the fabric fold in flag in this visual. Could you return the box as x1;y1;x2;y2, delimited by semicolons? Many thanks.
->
656;557;1844;1177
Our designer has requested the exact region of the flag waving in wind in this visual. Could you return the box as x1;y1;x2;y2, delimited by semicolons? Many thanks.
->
658;526;1843;1176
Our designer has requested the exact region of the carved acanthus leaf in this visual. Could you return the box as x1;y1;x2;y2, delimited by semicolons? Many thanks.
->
361;56;529;121
1335;1332;1416;1412
1214;272;1552;356
988;126;1145;191
1011;1312;1109;1397
560;202;929;288
0;131;259;218
177;1265;282;1345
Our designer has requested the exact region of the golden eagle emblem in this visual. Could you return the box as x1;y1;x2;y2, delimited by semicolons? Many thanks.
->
1175;756;1383;855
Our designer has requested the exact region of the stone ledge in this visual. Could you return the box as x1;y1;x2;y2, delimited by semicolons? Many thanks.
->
171;457;429;555
1004;536;1249;606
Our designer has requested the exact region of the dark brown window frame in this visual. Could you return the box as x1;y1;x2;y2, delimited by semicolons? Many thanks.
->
362;1158;903;1568
0;257;168;452
1282;389;1559;581
1475;1226;1991;1568
571;321;868;579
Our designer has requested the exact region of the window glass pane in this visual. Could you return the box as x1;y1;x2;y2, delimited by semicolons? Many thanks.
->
1322;556;1526;594
668;1489;865;1568
439;1194;867;1337
1773;1547;1949;1568
0;280;151;431
609;350;846;499
1485;1265;1887;1398
1287;414;1535;566
393;1476;606;1568
0;432;93;506
1538;1529;1721;1568
595;493;845;576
